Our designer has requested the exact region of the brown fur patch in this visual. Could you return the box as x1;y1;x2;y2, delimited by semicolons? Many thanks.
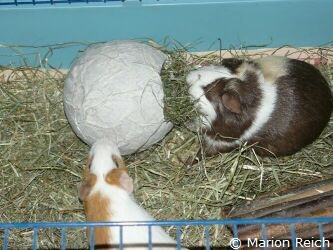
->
84;190;113;249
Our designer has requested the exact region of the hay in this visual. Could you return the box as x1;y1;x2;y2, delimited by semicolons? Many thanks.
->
0;67;88;248
0;45;333;249
161;48;198;127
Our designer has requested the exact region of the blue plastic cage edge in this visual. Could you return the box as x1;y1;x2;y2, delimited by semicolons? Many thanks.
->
2;217;333;228
0;0;333;68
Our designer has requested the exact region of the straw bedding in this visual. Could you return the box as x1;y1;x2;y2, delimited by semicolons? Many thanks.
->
0;45;332;249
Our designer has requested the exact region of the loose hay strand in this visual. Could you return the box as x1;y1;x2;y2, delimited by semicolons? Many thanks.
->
0;44;333;248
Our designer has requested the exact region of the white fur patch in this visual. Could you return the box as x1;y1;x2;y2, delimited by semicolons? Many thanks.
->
241;73;277;140
187;66;234;127
93;184;178;249
186;65;233;86
89;138;121;179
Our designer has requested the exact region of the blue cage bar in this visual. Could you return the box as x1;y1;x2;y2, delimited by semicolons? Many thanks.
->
1;217;333;249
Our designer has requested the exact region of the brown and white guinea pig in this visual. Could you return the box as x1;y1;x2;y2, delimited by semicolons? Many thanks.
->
186;56;333;157
79;139;184;250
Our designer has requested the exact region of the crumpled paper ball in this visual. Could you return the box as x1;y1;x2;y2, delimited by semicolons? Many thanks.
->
63;40;173;155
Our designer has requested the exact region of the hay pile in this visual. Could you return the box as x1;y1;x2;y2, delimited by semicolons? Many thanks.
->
0;45;332;249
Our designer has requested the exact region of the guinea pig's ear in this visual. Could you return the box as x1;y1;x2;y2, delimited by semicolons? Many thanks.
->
119;171;134;194
83;156;93;179
106;168;134;194
222;78;242;114
112;154;125;168
222;91;241;114
79;174;97;202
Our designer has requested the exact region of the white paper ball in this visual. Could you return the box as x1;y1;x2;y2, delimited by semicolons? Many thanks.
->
63;40;173;155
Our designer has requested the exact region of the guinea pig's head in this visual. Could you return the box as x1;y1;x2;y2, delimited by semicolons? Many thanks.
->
79;139;133;202
87;138;123;177
186;59;263;143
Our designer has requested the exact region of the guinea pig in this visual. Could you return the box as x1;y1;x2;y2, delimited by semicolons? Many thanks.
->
79;139;185;250
186;56;333;157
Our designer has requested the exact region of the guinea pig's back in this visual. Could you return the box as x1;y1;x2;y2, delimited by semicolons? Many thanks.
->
107;188;177;249
252;58;333;156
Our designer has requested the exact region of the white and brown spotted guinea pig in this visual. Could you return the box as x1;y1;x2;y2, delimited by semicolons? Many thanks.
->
79;139;184;250
186;56;333;157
